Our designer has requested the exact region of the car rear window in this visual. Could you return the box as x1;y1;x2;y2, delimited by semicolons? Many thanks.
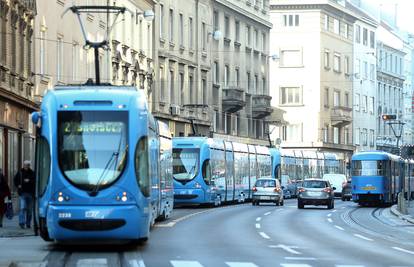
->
255;179;276;187
302;181;327;188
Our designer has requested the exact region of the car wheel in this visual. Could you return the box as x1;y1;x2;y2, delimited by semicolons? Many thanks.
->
298;200;304;209
280;199;284;206
341;196;345;201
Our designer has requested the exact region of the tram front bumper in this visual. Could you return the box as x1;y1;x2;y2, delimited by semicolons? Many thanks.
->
46;204;148;241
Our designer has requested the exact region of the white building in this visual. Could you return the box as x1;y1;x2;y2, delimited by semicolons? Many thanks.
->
401;33;414;145
346;2;377;152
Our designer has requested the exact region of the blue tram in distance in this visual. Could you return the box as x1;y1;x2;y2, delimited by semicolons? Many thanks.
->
172;137;278;206
351;151;401;206
32;85;173;243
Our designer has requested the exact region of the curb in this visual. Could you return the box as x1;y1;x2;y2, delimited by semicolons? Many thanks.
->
390;204;414;224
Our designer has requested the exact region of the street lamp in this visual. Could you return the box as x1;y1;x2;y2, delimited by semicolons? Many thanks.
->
137;9;155;21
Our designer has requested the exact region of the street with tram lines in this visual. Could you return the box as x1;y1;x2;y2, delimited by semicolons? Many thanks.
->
2;199;414;267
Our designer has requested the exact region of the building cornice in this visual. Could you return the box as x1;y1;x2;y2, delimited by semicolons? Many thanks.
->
215;0;272;29
0;86;38;111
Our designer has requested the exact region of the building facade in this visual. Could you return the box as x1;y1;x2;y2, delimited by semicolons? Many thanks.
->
401;33;413;145
151;0;273;145
375;21;405;152
269;0;356;163
347;2;377;152
0;0;37;189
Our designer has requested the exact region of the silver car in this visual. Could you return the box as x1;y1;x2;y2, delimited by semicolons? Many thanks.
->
252;178;284;206
297;179;335;209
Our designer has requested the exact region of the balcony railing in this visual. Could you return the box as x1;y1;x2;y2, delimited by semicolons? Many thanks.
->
252;94;272;119
330;106;352;127
222;86;246;113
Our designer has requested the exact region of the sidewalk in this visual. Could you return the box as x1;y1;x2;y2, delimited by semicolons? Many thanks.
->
0;215;35;238
390;200;414;224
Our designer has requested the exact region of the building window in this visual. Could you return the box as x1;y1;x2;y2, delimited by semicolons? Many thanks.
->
363;27;368;46
324;14;329;31
369;129;375;146
363;95;367;112
324;49;330;69
262;33;266;52
355;24;360;43
355;59;360;76
323;125;329;142
344;56;349;74
235;20;240;42
333;90;340;107
369;30;375;49
202;78;207;105
262;78;266;94
283;14;299;27
333;18;340;35
159;4;164;38
363;61;368;79
333;127;339;144
370;63;375;80
179;14;184;47
280;87;302;105
224;65;229;87
254;29;258;49
343;24;348;38
169;9;174;42
213;10;219;31
160;66;165;101
169;70;175;103
362;128;368;146
247;72;251;93
225;16;230;38
57;36;63;81
40;30;46;75
254;75;258;94
189;17;193;49
189;75;194;104
179;72;184;105
213;62;219;84
246;26;251;46
324;87;329;108
235;68;240;87
286;124;302;142
369;96;374;114
344;127;349;145
355;128;360;145
345;92;349;108
281;49;302;67
202;22;206;51
333;53;341;72
72;43;79;80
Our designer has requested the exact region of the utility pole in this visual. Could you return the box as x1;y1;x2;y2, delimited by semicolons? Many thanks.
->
382;114;405;154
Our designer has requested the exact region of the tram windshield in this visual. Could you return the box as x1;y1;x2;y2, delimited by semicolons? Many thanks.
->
352;160;386;176
58;111;128;191
173;148;199;182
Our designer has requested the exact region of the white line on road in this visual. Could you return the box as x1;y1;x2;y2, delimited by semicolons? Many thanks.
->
76;259;108;267
256;217;262;222
259;232;270;239
264;212;271;216
335;265;365;267
269;244;301;255
129;259;146;267
332;209;337;212
226;262;259;267
281;264;312;267
334;225;345;231
284;257;317;261
171;260;204;267
327;218;333;223
255;223;261;229
327;213;332;217
353;234;373;241
392;247;414;255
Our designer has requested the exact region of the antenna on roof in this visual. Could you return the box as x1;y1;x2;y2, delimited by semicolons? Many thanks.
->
62;5;127;85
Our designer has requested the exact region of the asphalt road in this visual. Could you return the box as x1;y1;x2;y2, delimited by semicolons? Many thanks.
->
1;199;414;267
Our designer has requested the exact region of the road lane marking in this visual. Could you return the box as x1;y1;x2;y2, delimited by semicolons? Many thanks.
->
259;232;270;239
171;260;204;267
269;244;301;255
353;234;373;241
264;212;271;216
284;257;317;261
327;213;332;217
392;247;414;255
336;265;365;267
256;217;262;222
281;264;312;267
332;209;337;212
226;262;259;267
129;259;146;267
77;259;107;267
255;223;261;229
156;209;213;227
334;225;345;231
327;218;333;223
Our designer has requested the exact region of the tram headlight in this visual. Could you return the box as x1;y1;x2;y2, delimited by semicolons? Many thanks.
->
58;192;64;202
194;182;202;189
121;192;128;202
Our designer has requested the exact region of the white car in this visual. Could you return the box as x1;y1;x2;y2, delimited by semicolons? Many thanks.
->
322;173;347;197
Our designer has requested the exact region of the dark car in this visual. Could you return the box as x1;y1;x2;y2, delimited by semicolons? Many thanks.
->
297;179;335;209
286;180;302;198
341;180;352;201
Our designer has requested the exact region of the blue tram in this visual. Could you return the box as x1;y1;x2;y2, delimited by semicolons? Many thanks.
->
32;85;173;242
351;151;402;205
172;137;278;206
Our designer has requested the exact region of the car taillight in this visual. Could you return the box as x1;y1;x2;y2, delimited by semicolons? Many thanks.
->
252;187;257;192
298;188;306;193
323;188;332;193
274;187;281;193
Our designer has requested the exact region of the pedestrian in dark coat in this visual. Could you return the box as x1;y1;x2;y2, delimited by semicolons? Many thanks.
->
14;161;35;229
0;169;11;227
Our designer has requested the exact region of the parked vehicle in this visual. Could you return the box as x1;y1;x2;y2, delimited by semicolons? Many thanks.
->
341;180;352;201
297;179;335;209
322;173;347;197
252;178;284;206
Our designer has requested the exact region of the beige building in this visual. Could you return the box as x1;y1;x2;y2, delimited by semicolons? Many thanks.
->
33;0;154;101
0;0;37;188
269;0;356;160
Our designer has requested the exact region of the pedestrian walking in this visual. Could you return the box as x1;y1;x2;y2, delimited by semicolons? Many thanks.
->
0;169;11;227
14;160;35;229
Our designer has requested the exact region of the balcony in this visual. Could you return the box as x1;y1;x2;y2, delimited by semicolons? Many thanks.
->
252;95;272;119
222;86;246;113
330;106;352;127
